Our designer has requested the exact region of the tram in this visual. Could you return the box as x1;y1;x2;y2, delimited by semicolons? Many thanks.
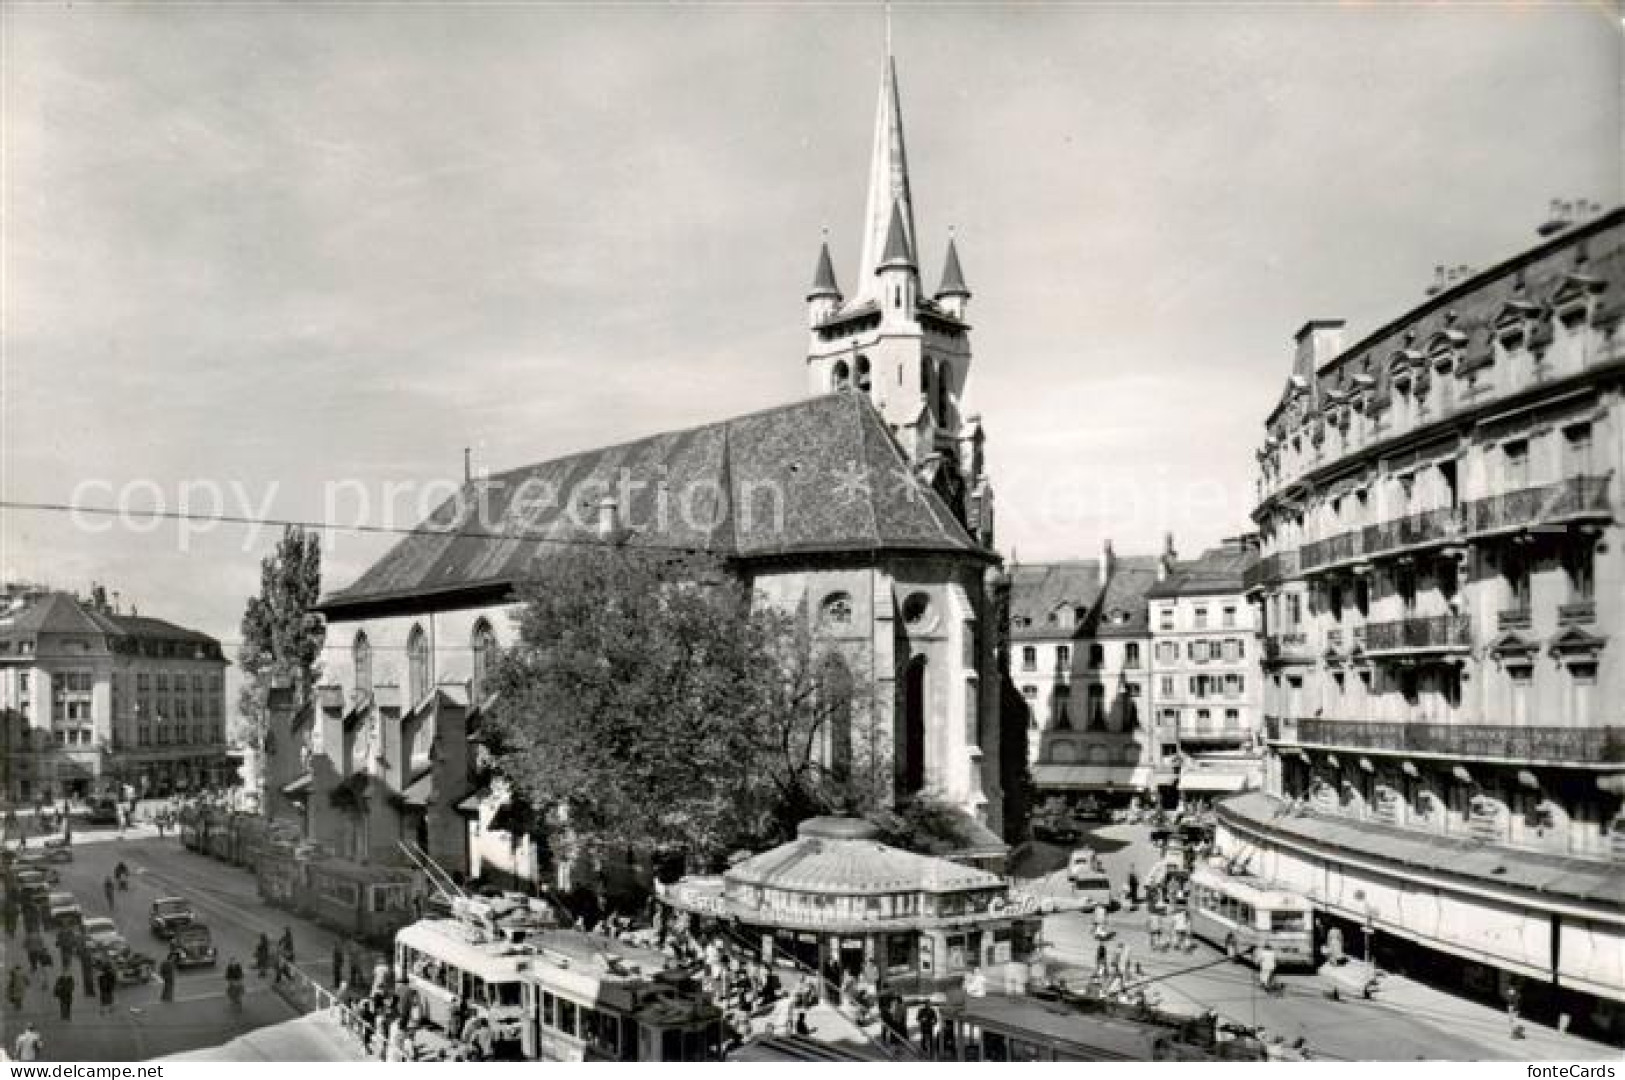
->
940;995;1260;1062
393;898;722;1063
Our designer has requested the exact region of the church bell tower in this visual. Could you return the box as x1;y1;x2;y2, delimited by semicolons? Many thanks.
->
804;52;994;548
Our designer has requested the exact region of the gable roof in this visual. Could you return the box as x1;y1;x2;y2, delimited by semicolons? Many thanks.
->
1092;557;1161;638
1146;544;1257;599
1007;562;1102;641
0;592;222;650
320;393;989;616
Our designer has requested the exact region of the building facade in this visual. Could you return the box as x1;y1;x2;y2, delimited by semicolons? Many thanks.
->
1012;545;1163;805
0;588;230;803
1238;207;1625;1033
263;51;1011;888
1147;537;1264;802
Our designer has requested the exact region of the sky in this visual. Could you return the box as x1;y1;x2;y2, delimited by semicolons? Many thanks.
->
2;2;1619;703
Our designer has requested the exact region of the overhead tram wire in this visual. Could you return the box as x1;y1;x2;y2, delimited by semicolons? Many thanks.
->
0;497;728;557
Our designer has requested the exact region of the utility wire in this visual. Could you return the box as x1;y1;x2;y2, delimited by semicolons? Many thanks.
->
0;499;728;557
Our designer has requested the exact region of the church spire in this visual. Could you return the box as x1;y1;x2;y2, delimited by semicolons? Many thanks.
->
855;53;916;302
936;236;969;298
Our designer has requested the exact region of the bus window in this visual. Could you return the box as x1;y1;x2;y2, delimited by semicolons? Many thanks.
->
1271;909;1307;933
662;1029;682;1062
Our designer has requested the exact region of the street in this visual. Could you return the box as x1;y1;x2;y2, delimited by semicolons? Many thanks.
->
3;831;352;1061
1021;821;1620;1062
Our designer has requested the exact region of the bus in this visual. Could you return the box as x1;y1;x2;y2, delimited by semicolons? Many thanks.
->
1186;867;1314;968
520;930;721;1062
396;897;554;1056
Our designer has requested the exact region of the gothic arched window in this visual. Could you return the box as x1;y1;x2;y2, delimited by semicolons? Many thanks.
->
855;356;872;392
407;624;430;704
353;631;373;698
831;360;850;392
471;619;497;703
936;367;951;424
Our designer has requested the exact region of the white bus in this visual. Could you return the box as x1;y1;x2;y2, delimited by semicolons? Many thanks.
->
1186;868;1314;969
395;896;555;1054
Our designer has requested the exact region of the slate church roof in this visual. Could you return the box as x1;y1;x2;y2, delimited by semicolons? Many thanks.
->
320;392;990;617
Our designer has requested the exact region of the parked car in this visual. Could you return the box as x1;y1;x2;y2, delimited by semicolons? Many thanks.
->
1031;813;1081;845
87;800;122;826
81;916;124;954
149;896;196;939
46;891;83;932
14;849;67;875
167;923;218;968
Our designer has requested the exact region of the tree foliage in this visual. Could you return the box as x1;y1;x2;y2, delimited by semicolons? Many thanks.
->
484;551;866;869
237;526;326;748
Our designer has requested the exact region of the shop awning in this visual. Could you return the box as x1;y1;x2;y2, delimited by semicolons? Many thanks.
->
1178;771;1250;794
1031;765;1153;791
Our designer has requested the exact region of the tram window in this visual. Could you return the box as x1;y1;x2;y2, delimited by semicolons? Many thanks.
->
493;982;522;1007
542;992;556;1028
558;999;578;1037
985;1032;1009;1061
662;1030;682;1061
620;1020;639;1061
1239;902;1255;927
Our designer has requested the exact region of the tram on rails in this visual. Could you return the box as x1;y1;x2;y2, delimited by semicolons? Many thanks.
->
394;897;722;1063
940;995;1264;1062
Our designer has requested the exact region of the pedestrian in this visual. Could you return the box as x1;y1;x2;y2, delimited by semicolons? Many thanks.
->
1094;939;1109;973
254;933;271;978
278;926;296;965
80;943;96;990
3;899;17;939
1147;910;1164;951
159;956;176;1003
1506;981;1524;1040
13;1022;44;1062
1127;868;1140;906
6;965;27;1011
104;877;116;910
53;970;74;1020
97;962;116;1016
332;942;344;990
1258;943;1278;994
916;999;938;1058
1174;909;1192;951
1115;941;1133;980
24;929;44;973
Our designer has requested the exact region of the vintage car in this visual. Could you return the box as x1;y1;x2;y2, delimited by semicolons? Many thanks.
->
81;915;124;953
13;850;66;877
167;923;218;968
149;896;196;939
46;891;84;932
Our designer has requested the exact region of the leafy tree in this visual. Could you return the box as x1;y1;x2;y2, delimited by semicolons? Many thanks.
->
484;550;860;870
237;526;325;749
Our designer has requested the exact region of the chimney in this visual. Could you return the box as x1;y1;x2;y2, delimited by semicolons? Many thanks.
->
1100;539;1115;587
1159;533;1177;581
111;591;120;614
1294;320;1346;378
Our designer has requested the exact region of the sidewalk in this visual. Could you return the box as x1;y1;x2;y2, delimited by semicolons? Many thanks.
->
1359;969;1615;1062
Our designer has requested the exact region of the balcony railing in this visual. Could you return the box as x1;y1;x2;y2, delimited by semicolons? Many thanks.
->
1497;608;1532;631
1363;614;1471;652
1276;718;1625;764
1282;475;1614;579
1243;550;1300;590
1263;632;1311;662
1558;600;1597;625
1464;475;1612;535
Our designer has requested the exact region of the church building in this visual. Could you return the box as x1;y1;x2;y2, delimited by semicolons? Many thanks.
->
263;51;1011;890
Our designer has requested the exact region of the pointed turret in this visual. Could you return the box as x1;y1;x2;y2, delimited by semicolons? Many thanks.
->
855;56;917;302
935;236;970;319
878;198;916;271
807;239;842;326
